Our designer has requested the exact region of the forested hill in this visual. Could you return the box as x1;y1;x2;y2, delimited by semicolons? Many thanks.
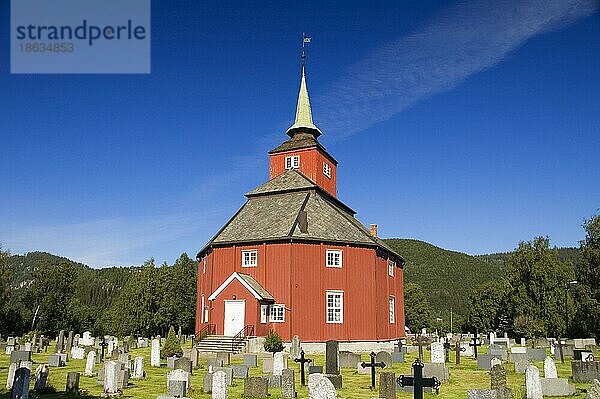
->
383;239;505;323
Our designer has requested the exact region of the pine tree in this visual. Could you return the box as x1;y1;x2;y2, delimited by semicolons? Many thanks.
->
162;325;183;358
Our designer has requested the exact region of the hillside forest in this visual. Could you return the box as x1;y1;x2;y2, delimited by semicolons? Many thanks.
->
0;213;598;340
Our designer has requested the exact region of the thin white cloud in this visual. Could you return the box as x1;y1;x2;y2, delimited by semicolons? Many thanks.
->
315;0;598;140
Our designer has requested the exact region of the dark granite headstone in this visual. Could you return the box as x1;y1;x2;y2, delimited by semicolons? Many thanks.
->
173;357;192;374
232;365;249;379
244;376;269;398
10;350;31;364
325;373;342;389
572;360;600;382
326;340;339;375
66;371;80;394
309;365;323;374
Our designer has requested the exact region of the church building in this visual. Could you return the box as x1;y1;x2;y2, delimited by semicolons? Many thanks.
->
196;64;406;343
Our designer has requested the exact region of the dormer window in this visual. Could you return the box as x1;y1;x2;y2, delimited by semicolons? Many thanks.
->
323;162;331;178
285;155;300;169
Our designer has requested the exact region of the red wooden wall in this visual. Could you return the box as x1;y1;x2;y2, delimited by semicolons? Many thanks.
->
269;147;337;198
197;242;405;342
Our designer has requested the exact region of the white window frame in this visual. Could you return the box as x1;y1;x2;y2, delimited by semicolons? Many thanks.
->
285;155;300;169
260;304;268;324
269;304;285;322
241;250;258;267
201;295;205;323
326;290;344;324
326;250;343;268
389;296;395;324
323;162;331;178
388;259;395;277
202;257;206;274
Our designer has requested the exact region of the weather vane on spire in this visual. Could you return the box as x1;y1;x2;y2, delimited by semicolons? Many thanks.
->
301;33;311;65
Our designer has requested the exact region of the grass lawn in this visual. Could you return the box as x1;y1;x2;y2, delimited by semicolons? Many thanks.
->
0;343;594;398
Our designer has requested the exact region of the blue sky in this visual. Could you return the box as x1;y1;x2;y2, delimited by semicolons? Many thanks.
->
1;0;599;267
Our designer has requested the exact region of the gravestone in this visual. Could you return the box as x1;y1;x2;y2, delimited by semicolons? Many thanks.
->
572;361;600;382
430;342;444;364
208;358;224;370
273;352;287;376
183;347;199;369
379;372;396;399
6;362;17;390
308;373;336;399
55;330;65;353
244;354;257;367
515;358;530;374
47;354;64;367
490;357;502;368
544;356;558;378
150;339;160;367
166;356;177;369
357;362;370;375
540;377;576;396
167;369;189;398
527;348;547;362
212;370;228;399
10;351;31;364
468;390;498;399
462;342;474;357
477;354;495;370
203;372;213;393
290;335;301;359
423;362;449;381
309;365;323;374
526;365;543;399
392;350;405;363
281;369;296;399
470;332;483;358
84;351;96;376
362;352;386;389
71;346;85;360
232;365;248;379
488;344;508;361
262;358;273;374
490;364;513;399
66;371;80;394
325;340;339;375
339;351;361;368
244;376;268;398
173;357;192;374
585;379;600;399
216;352;230;366
11;363;31;399
265;375;281;388
397;359;441;399
213;367;233;386
81;331;94;346
511;346;527;354
132;357;144;379
103;360;119;396
376;351;393;368
66;331;74;352
34;364;49;391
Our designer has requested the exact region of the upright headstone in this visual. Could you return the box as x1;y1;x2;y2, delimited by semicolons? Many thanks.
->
526;365;543;399
174;357;192;374
11;362;31;399
273;352;287;376
244;376;269;398
6;362;17;390
167;369;189;398
103;360;119;396
244;354;258;367
281;368;296;399
216;352;230;366
66;372;80;394
55;330;65;353
212;370;228;399
325;340;339;375
85;351;96;376
132;357;144;379
430;342;444;364
308;373;336;399
376;351;393;368
290;335;301;359
585;379;600;399
544;356;558;379
34;364;49;391
66;331;74;351
490;364;513;399
379;372;396;399
151;339;160;367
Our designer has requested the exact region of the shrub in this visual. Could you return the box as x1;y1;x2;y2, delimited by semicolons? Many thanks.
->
263;329;283;353
161;326;183;358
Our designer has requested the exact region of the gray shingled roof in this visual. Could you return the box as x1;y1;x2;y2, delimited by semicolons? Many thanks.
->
238;273;275;302
268;132;338;165
198;170;403;261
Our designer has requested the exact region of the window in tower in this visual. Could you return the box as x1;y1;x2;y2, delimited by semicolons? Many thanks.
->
285;155;300;169
323;162;331;178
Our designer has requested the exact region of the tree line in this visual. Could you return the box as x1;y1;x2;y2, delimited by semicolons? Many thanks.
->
404;213;600;339
0;251;197;338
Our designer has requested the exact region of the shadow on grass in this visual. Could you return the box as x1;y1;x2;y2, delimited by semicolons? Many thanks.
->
0;391;102;399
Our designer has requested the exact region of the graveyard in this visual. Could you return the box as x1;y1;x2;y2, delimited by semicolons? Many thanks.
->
0;333;598;398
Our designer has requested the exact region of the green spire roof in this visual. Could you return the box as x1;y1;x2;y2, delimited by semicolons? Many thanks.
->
285;65;322;138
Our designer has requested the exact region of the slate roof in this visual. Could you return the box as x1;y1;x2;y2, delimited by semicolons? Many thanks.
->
198;170;403;262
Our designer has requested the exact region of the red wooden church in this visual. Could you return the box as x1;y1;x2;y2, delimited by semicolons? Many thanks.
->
196;65;406;342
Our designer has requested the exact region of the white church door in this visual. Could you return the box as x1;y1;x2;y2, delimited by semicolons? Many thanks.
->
224;300;245;336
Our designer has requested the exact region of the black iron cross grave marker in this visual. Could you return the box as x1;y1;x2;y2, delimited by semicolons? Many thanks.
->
469;331;482;359
397;358;441;399
555;338;565;364
416;335;428;361
454;340;466;365
99;337;109;361
443;338;451;363
294;350;312;386
361;351;386;389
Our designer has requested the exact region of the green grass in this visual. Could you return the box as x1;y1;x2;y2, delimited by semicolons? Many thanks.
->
0;343;593;398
